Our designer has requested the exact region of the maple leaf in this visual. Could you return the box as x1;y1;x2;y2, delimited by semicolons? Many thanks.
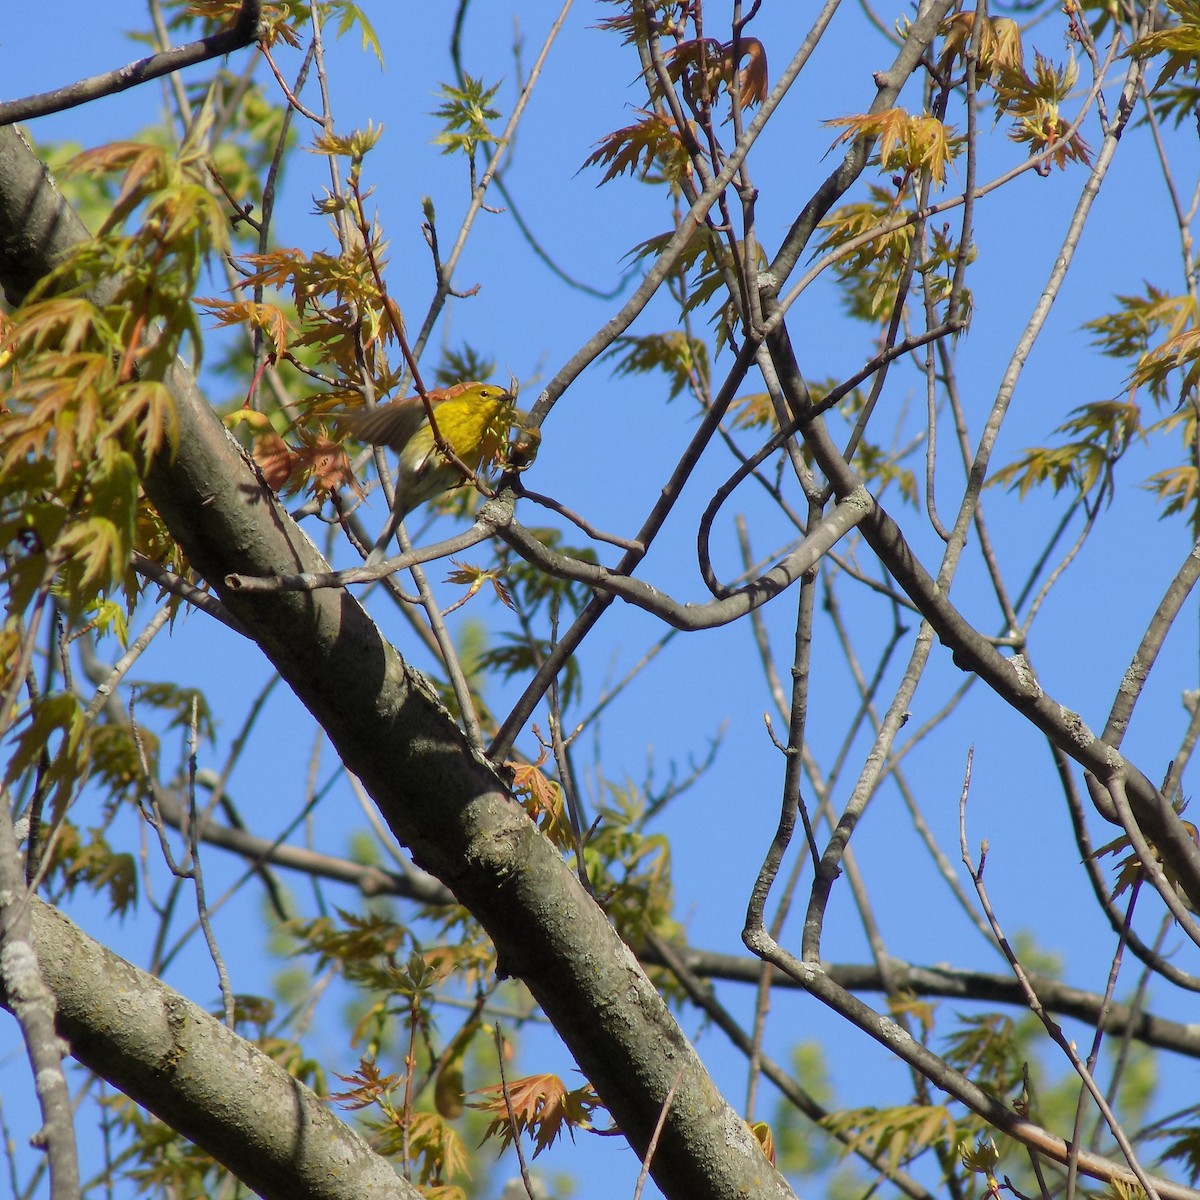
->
1124;0;1200;93
431;76;502;157
750;1121;777;1166
826;108;960;187
233;248;310;293
727;391;776;430
470;1073;602;1157
199;297;294;359
443;560;513;612
507;749;572;848
252;430;296;492
1085;284;1195;366
67;142;170;232
664;37;768;110
311;121;384;162
330;1058;401;1110
993;53;1091;172
816;185;917;320
1133;327;1200;402
293;433;363;499
403;1110;471;1185
603;330;710;399
583;111;691;185
737;38;769;106
1090;819;1200;905
937;11;1023;81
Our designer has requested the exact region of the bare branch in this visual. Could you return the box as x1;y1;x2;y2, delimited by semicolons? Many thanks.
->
0;3;263;126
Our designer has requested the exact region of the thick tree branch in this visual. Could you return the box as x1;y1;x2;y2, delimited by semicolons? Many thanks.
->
0;899;418;1200
491;489;872;631
0;125;789;1200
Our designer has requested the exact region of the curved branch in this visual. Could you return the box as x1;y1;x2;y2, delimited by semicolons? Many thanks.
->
493;489;872;630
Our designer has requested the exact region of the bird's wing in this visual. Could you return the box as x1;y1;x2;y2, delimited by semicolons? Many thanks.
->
340;395;431;452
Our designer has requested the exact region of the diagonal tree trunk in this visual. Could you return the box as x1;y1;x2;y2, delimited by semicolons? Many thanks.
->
10;899;421;1200
0;124;790;1200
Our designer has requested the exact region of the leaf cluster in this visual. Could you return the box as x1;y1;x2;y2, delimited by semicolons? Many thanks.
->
1;139;227;623
815;185;917;322
603;330;711;400
1147;1107;1200;1184
1091;818;1200;906
431;75;503;160
937;10;1024;82
584;110;694;188
988;399;1141;500
991;52;1092;171
626;227;762;351
822;1102;974;1175
97;1094;242;1198
176;1;379;59
222;241;397;398
332;1058;471;1189
938;11;1090;171
659;36;769;115
470;1072;602;1158
1124;0;1200;124
583;779;677;949
825;108;962;189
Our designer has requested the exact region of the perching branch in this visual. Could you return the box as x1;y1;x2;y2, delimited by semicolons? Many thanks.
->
0;2;263;126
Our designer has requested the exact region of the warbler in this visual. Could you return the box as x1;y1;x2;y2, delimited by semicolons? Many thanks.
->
340;381;528;565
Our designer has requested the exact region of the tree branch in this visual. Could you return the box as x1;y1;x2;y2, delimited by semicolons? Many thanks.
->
0;3;263;126
128;795;1200;1063
0;898;419;1200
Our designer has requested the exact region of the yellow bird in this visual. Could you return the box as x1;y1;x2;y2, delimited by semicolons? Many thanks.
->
340;381;526;565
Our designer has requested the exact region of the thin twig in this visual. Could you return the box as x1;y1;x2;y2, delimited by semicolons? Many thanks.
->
493;1023;536;1200
632;1065;687;1200
959;756;1163;1200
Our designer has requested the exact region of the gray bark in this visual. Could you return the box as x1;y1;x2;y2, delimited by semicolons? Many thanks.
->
13;899;420;1200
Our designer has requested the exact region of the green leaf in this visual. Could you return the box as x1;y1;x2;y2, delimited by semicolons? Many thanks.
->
327;2;384;64
476;634;582;709
602;331;710;399
822;1104;970;1173
431;75;503;158
2;693;86;793
988;400;1142;499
